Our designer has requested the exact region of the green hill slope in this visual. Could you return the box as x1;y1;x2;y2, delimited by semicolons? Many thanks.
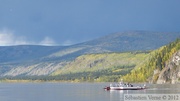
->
0;31;179;81
122;39;180;83
49;52;149;82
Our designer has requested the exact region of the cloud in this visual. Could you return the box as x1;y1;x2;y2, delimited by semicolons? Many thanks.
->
39;37;56;46
0;28;56;46
0;29;29;46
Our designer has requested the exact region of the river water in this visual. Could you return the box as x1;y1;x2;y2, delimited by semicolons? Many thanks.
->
0;82;179;101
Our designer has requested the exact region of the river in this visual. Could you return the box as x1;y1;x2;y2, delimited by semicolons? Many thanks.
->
0;82;179;101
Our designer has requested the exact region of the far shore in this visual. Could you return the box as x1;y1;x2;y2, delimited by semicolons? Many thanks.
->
0;79;148;84
0;79;108;83
1;79;178;84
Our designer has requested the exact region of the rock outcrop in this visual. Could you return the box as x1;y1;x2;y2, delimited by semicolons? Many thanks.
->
157;50;180;84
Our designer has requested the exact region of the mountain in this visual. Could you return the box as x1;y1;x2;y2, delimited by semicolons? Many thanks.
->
0;31;179;79
80;31;180;52
44;31;180;61
0;45;66;63
0;31;179;64
1;52;149;82
51;52;149;78
122;39;180;83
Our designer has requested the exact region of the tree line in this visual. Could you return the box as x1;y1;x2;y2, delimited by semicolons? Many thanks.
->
122;38;180;83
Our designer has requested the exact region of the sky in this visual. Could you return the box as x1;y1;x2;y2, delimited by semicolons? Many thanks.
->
0;0;180;46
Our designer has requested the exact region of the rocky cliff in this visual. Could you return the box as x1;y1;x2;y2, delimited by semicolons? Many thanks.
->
157;50;180;84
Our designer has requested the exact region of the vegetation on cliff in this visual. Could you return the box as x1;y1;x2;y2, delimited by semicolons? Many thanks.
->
122;39;180;83
2;39;179;82
0;31;179;82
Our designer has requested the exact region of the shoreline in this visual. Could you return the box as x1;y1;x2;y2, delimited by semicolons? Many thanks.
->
1;79;177;84
0;79;107;83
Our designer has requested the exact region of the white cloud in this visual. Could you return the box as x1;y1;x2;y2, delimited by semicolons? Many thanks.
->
0;28;56;46
0;29;29;46
39;37;56;46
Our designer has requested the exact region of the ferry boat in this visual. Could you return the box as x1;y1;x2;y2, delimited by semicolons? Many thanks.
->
104;80;147;90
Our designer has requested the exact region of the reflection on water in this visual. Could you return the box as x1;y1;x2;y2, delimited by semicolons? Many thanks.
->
0;83;179;101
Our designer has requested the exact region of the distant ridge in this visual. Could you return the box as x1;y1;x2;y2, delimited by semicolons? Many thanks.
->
0;31;179;77
80;31;180;52
0;31;179;63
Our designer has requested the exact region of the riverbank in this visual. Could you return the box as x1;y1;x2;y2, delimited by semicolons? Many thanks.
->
0;79;97;83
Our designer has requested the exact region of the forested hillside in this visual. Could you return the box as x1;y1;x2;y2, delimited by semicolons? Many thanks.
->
50;52;149;82
1;52;149;82
122;39;180;83
0;31;179;82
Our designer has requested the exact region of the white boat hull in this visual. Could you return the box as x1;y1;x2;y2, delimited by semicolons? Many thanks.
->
104;80;147;90
107;86;146;90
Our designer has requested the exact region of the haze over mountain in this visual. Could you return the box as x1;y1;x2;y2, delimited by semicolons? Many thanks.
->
0;31;179;63
0;31;179;77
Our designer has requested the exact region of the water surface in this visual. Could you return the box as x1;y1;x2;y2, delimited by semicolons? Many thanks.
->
0;82;179;101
